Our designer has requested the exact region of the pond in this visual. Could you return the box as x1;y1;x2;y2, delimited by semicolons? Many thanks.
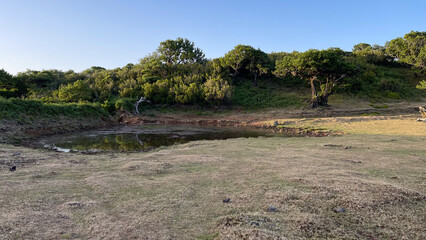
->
39;124;279;152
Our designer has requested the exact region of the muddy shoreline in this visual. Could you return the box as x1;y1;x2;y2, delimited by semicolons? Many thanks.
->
1;103;422;147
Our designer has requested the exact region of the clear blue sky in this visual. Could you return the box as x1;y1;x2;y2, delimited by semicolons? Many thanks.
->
1;0;425;75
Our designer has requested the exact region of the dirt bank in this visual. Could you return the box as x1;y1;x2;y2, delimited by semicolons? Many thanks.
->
1;100;424;144
0;116;115;144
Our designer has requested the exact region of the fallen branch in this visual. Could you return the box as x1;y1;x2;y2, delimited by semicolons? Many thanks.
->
134;97;150;115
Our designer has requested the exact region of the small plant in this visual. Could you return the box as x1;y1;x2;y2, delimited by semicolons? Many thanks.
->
386;92;401;99
115;99;125;111
370;103;389;109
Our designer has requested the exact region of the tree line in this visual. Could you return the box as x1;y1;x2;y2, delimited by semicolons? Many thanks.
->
1;31;425;109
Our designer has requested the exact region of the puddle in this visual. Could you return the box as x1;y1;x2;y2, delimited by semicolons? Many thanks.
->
39;124;280;152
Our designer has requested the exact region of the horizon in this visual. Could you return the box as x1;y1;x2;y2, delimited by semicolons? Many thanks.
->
1;0;425;75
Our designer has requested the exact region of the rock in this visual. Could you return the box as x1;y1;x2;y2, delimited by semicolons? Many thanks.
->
267;205;278;212
222;198;231;203
9;166;16;171
333;206;346;213
250;221;260;227
12;152;20;156
70;233;79;238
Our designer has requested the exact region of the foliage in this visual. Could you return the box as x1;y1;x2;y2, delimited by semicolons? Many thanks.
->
386;31;426;69
0;69;27;98
203;75;232;104
232;82;303;109
157;38;206;66
221;45;272;86
417;80;426;89
352;43;389;64
274;48;351;107
140;74;231;105
57;80;93;102
1;32;425;118
114;99;125;110
0;97;108;119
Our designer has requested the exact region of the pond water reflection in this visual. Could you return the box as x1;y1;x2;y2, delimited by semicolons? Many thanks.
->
40;125;279;152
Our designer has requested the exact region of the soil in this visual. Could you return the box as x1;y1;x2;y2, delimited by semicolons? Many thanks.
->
0;134;424;239
0;101;425;239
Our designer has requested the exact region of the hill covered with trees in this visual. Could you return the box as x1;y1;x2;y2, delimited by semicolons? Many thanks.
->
1;31;425;118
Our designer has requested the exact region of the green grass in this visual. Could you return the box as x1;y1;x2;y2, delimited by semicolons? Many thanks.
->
232;82;305;109
0;97;109;119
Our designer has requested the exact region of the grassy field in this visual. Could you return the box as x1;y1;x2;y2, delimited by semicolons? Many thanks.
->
265;116;426;136
0;118;425;239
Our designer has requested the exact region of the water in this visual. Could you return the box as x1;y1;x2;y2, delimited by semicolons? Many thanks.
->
39;125;277;152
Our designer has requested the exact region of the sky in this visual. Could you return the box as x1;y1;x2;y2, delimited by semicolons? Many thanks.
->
0;0;425;75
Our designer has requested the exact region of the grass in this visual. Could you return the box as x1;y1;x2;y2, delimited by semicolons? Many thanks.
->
0;97;109;119
266;116;426;136
0;131;425;239
231;82;305;109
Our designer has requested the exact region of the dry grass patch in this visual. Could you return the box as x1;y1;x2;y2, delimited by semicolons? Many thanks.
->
265;116;426;136
0;133;425;239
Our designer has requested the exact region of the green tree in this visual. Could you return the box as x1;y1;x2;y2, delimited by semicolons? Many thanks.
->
221;45;253;82
57;80;93;102
352;43;388;64
274;48;351;108
0;69;27;98
386;31;426;69
118;53;166;98
157;38;205;66
90;70;119;101
221;45;271;86
246;49;271;86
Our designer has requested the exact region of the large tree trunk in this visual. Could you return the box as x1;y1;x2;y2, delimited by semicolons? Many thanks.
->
309;94;330;108
310;77;317;100
309;77;319;108
308;75;344;108
253;73;258;87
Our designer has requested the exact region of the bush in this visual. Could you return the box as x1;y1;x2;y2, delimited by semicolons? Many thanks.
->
380;79;401;92
386;92;401;99
58;80;93;102
203;75;232;104
0;97;109;120
115;99;125;110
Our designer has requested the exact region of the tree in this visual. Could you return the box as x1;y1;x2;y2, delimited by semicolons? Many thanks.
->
0;69;27;98
352;43;388;64
118;53;166;98
57;80;93;102
353;43;372;52
221;45;271;85
386;31;426;69
274;48;351;108
246;49;271;86
91;70;119;101
157;38;205;66
221;45;253;82
0;69;13;90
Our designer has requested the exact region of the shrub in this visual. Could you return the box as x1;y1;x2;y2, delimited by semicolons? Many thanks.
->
386;92;401;99
57;80;93;102
0;97;109;120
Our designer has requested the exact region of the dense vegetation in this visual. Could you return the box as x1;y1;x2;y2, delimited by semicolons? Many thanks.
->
1;32;425;119
0;98;108;120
